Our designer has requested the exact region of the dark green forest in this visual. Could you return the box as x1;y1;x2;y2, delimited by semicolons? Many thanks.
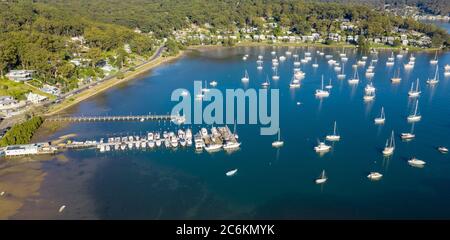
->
0;116;43;146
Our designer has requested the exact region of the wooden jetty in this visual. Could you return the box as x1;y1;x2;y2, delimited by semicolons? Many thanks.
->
46;114;182;122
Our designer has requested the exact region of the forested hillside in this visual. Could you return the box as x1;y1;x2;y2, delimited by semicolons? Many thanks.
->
0;1;156;92
0;0;448;93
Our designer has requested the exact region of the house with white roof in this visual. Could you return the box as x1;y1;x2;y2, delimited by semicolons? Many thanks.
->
26;92;47;104
5;70;34;82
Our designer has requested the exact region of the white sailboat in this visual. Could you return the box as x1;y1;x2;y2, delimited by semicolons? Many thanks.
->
364;82;376;94
438;147;448;153
325;121;340;141
241;70;249;82
315;170;327;184
408;78;421;97
348;68;359;84
226;169;238;177
363;91;375;101
257;62;263;70
315;75;330;98
314;140;331;153
386;52;394;66
272;67;280;80
408;157;426;167
210;80;218;87
312;59;319;68
367;172;383;180
261;76;270;87
374;107;386;124
388;52;395;61
407;99;421;122
289;76;300;88
382;130;395;156
325;78;333;89
272;129;284;147
430;51;438;64
426;65;439;85
401;132;415;140
391;68;401;83
205;143;222;152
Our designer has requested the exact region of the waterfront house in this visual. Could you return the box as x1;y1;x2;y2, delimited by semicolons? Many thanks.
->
26;92;47;104
4;142;56;156
40;84;61;96
5;70;34;82
4;144;39;156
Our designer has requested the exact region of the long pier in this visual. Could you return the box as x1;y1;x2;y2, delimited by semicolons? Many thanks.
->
46;114;182;122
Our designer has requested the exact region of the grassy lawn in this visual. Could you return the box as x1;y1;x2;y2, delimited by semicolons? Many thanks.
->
0;78;55;100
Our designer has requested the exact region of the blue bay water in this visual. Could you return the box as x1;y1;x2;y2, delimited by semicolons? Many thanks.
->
29;42;450;219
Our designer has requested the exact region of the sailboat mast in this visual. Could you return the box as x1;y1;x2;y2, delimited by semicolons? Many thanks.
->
416;79;419;91
414;100;419;115
333;121;337;135
390;131;395;148
321;75;324;90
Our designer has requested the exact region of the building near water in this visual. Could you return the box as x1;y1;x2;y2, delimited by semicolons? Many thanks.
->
26;92;47;104
4;142;56;156
5;70;34;82
4;144;39;156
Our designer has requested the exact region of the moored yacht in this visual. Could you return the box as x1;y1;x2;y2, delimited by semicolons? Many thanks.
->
241;70;250;82
408;78;421;97
315;170;327;184
348;68;359;84
210;80;218;87
391;68;401;83
382;131;395;156
426;65;439;85
205;143;222;152
374;107;386;124
408;157;426;167
407;99;421;122
365;82;376;94
226;169;238;177
315;75;330;98
325;78;333;89
438;147;448;153
363;92;375;102
314;141;331;153
401;132;415;140
312;59;319;68
325;121;340;141
223;141;241;151
367;172;383;180
272;129;284;147
272;68;280;80
430;51;438;64
261;76;270;87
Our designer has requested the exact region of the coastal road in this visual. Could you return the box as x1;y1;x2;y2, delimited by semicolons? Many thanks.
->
0;45;165;130
57;45;165;101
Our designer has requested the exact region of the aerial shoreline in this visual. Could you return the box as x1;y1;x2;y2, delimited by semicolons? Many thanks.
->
44;42;442;116
45;51;186;116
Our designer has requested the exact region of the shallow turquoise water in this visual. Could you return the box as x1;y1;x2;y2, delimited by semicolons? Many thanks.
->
35;43;450;219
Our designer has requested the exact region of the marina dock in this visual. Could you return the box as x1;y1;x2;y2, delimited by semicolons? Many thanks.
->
0;125;241;157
